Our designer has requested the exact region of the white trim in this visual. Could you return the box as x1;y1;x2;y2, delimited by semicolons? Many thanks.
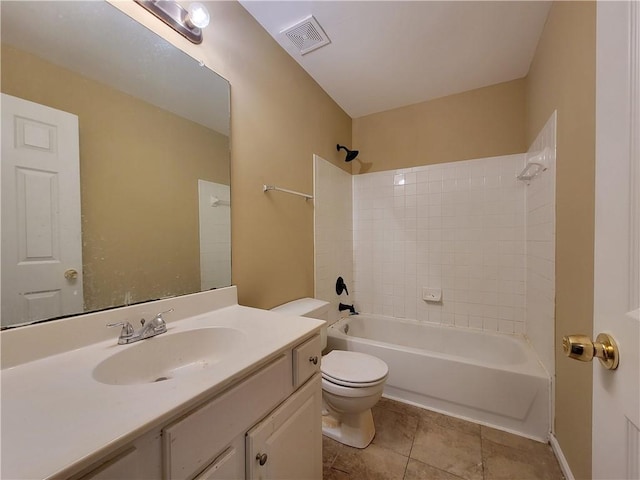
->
550;434;575;480
629;0;640;311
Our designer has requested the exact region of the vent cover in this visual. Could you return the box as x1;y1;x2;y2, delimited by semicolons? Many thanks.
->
281;15;330;55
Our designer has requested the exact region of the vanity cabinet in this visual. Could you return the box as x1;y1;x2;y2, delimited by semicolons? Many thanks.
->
166;333;322;480
70;334;322;480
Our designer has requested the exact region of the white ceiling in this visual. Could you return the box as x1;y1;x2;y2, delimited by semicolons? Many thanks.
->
239;1;552;118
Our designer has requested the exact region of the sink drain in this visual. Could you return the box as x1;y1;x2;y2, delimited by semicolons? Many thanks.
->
154;376;170;382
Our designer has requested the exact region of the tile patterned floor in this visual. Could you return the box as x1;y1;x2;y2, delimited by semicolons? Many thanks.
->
323;398;565;480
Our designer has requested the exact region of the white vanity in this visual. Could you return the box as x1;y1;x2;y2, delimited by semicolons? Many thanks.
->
0;287;324;480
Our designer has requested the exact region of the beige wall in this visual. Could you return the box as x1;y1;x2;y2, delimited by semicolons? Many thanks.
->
2;44;229;311
110;1;352;310
352;79;527;173
525;3;596;479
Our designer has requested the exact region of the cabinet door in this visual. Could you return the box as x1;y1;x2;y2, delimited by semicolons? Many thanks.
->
246;374;322;480
194;436;244;480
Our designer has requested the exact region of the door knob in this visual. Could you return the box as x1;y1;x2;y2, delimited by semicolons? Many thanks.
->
64;269;79;280
562;333;619;370
256;453;268;466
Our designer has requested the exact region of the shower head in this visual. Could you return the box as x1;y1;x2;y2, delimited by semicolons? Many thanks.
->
337;144;359;162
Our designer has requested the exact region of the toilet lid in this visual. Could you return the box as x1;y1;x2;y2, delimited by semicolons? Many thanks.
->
321;351;388;385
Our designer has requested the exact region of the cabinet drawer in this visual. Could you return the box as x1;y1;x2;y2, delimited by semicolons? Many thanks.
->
163;353;291;480
292;335;321;388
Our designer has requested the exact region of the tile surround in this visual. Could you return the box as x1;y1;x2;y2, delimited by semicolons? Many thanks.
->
524;112;557;378
197;180;231;291
315;121;556;366
314;155;354;322
352;154;528;334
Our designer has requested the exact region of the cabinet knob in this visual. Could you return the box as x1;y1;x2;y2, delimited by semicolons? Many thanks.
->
256;453;268;466
309;356;319;365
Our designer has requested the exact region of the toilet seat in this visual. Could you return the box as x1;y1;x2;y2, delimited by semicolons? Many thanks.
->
321;350;388;388
322;373;387;389
321;376;385;398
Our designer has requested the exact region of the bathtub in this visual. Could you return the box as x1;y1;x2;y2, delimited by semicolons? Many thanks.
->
326;314;550;441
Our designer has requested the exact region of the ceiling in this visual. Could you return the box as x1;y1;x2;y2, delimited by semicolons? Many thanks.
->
238;1;552;118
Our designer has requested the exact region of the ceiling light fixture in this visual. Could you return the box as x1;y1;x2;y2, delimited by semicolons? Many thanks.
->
134;0;210;44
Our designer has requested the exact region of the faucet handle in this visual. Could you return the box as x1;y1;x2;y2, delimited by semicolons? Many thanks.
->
106;321;134;336
147;309;173;332
152;308;174;324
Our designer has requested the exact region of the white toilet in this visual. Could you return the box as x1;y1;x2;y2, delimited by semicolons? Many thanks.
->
271;298;388;448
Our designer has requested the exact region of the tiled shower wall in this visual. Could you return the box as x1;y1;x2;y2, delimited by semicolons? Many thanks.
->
314;155;353;323
352;154;529;333
198;180;231;291
525;112;557;375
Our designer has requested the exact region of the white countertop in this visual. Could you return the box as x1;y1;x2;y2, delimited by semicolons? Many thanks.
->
1;303;323;479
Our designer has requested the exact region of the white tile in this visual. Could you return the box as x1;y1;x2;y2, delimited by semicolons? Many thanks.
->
348;151;555;338
498;319;514;334
454;314;469;327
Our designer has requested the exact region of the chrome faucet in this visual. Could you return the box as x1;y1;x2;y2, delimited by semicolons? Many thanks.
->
107;309;173;344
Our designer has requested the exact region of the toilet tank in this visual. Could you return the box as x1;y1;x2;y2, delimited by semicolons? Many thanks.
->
271;298;330;349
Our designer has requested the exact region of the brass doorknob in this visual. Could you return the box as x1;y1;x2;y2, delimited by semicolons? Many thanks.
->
562;333;619;370
64;269;79;280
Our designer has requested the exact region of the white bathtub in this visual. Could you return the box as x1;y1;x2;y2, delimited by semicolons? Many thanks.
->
326;314;550;441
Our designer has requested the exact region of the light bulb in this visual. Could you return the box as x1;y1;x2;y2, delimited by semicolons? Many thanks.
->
187;2;210;29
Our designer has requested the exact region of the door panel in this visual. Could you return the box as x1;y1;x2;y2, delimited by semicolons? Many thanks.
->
1;94;83;326
593;2;640;478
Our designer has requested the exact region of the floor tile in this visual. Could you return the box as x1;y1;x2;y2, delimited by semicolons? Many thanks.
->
410;422;483;480
323;435;341;473
418;408;481;436
372;404;419;456
482;438;564;480
481;426;549;454
324;467;351;480
322;398;564;480
404;458;466;480
378;397;425;417
332;442;409;480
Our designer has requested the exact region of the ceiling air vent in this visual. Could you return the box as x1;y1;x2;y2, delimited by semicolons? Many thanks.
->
281;15;330;55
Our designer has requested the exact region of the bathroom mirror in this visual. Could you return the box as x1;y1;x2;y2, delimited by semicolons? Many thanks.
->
1;1;231;328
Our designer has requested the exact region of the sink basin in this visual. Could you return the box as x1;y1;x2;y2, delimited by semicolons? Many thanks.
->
93;327;247;385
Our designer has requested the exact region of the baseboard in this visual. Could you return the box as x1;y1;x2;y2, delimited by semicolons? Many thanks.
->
550;434;575;480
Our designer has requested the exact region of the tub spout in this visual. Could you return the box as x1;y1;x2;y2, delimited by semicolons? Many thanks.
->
339;303;358;315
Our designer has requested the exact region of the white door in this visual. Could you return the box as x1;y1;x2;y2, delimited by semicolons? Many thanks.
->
1;94;83;326
593;2;640;478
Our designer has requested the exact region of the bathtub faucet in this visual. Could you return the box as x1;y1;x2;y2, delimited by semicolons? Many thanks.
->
339;303;358;315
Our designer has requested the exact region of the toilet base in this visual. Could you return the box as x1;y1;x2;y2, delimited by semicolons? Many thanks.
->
321;408;375;448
